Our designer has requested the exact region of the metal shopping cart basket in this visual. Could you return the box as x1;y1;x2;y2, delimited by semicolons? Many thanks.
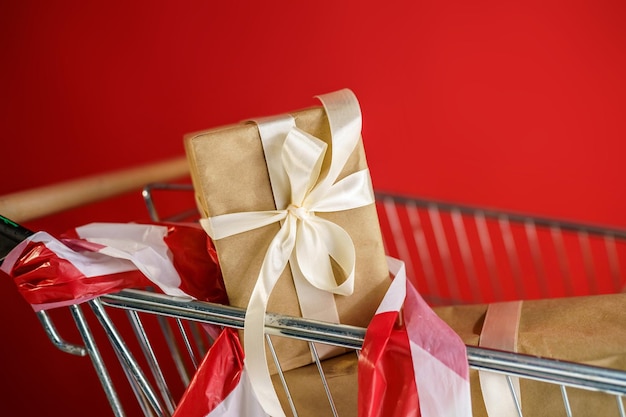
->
5;182;626;417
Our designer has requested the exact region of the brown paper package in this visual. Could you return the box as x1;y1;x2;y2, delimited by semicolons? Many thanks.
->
271;352;358;417
185;105;390;373
434;292;626;417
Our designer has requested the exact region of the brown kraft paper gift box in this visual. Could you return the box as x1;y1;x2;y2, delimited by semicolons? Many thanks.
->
434;292;626;417
184;98;390;373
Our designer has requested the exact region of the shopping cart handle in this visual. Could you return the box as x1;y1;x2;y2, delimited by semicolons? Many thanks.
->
0;214;34;266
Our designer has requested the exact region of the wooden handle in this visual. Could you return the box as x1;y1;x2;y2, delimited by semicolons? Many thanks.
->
0;156;190;223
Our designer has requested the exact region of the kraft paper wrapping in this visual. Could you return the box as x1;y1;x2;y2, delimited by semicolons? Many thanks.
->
185;106;390;373
434;293;626;417
271;352;358;417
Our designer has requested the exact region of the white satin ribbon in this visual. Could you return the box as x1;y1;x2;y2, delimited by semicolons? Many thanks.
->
200;89;374;417
478;301;523;417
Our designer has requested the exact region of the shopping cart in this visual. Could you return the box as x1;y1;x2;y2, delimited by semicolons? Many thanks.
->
10;182;626;417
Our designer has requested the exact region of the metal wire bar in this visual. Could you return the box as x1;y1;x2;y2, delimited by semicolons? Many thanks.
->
505;374;523;417
115;346;155;417
88;299;165;416
605;235;624;292
451;208;482;302
127;310;176;415
524;220;549;298
36;310;87;356
560;385;573;417
176;319;198;370
474;211;503;301
156;316;190;387
550;226;574;296
142;183;195;222
469;347;626;396
382;198;415;284
310;342;339;417
406;201;438;298
578;231;597;294
68;304;125;417
99;289;626;396
100;290;365;350
266;335;299;417
428;205;462;301
499;216;526;299
189;322;209;358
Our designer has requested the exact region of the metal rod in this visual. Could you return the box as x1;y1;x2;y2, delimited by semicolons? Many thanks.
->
451;208;482;302
176;319;198;370
525;219;549;297
156;316;190;387
383;198;415;285
69;304;125;417
266;334;298;417
428;205;462;301
114;345;155;417
127;311;176;414
101;290;365;350
560;384;573;417
189;322;209;358
406;202;438;298
100;289;626;396
499;216;526;299
88;299;165;416
468;346;626;396
142;183;195;223
36;310;87;356
578;231;597;294
550;226;574;296
474;212;502;301
605;235;624;292
505;375;523;417
310;342;338;417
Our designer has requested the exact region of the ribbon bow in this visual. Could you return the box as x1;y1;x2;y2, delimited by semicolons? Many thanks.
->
200;89;375;417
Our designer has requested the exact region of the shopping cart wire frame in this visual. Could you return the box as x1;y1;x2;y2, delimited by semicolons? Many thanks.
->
28;184;626;416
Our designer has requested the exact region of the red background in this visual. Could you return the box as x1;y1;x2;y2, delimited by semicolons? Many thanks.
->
2;1;626;415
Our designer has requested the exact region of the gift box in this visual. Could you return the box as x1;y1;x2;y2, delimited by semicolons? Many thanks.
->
184;89;390;375
434;292;626;417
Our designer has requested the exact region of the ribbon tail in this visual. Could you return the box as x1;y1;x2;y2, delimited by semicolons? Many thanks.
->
244;216;297;417
202;210;287;240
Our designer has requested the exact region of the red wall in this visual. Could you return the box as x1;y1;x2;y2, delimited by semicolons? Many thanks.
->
2;1;626;415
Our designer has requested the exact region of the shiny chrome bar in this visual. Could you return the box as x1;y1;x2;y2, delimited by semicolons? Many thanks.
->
467;346;626;396
100;290;366;350
99;289;626;396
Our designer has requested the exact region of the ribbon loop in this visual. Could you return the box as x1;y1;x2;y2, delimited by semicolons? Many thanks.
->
307;169;374;212
296;216;355;295
283;127;327;207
